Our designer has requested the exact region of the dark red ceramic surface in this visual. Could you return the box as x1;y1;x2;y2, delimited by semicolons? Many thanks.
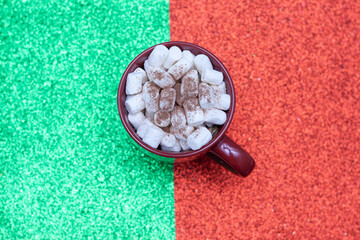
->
117;41;255;177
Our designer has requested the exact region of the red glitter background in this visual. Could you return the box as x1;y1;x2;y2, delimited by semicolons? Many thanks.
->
171;0;360;239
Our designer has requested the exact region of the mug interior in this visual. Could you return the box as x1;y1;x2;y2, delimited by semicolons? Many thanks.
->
117;41;235;158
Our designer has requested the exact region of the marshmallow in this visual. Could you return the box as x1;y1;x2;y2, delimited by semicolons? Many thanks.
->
182;50;195;66
161;138;181;152
142;125;165;149
154;110;171;127
148;68;175;89
144;60;155;75
137;118;156;139
143;81;160;113
187;127;212;150
125;46;232;153
126;72;143;95
194;54;213;75
125;93;145;114
204;108;227;125
148;45;169;67
159;88;176;111
171;106;186;129
168;59;192;80
181;70;199;98
198;83;216;109
160;133;177;148
162;46;182;69
214;93;231;111
134;67;148;84
183;98;205;126
174;83;185;106
145;110;155;121
170;125;195;141
201;68;223;85
194;123;206;128
128;111;146;130
179;140;191;151
212;81;226;94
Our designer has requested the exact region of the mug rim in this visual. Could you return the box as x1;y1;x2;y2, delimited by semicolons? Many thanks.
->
117;41;236;158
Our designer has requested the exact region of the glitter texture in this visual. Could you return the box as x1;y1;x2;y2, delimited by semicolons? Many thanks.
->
0;0;174;239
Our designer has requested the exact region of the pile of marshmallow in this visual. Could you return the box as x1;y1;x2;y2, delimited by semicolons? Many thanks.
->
125;44;230;152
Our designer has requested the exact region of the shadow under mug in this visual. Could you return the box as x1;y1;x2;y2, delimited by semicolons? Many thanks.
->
117;41;255;177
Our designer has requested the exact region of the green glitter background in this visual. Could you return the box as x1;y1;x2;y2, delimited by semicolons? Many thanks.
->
0;0;174;239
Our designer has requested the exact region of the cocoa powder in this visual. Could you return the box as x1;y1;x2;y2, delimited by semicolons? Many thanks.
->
153;69;165;81
160;88;176;111
183;98;198;112
169;65;184;79
171;106;186;129
181;70;199;98
154;110;170;127
199;83;211;103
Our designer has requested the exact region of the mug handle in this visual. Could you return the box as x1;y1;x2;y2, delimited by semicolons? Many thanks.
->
208;135;255;177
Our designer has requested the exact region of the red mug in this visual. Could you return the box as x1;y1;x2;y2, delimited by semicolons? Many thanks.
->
117;41;255;177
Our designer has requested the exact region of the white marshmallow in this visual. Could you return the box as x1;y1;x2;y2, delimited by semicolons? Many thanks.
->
204;109;227;125
125;93;145;114
168;59;192;80
148;45;169;67
159;88;176;111
161;138;181;152
148;68;175;88
179;140;191;151
214;94;231;111
144;60;155;75
126;72;143;95
134;67;148;84
162;46;182;69
174;83;185;106
181;70;199;98
198;83;216;109
143;81;160;113
182;50;195;66
187;127;212;150
170;125;195;141
137;118;156;139
145;110;155;121
201;68;223;85
171;106;186;129
212;81;226;94
154;110;171;127
161;133;177;148
183;98;205;126
142;125;165;149
128;111;146;130
194;54;213;75
194;123;206;128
